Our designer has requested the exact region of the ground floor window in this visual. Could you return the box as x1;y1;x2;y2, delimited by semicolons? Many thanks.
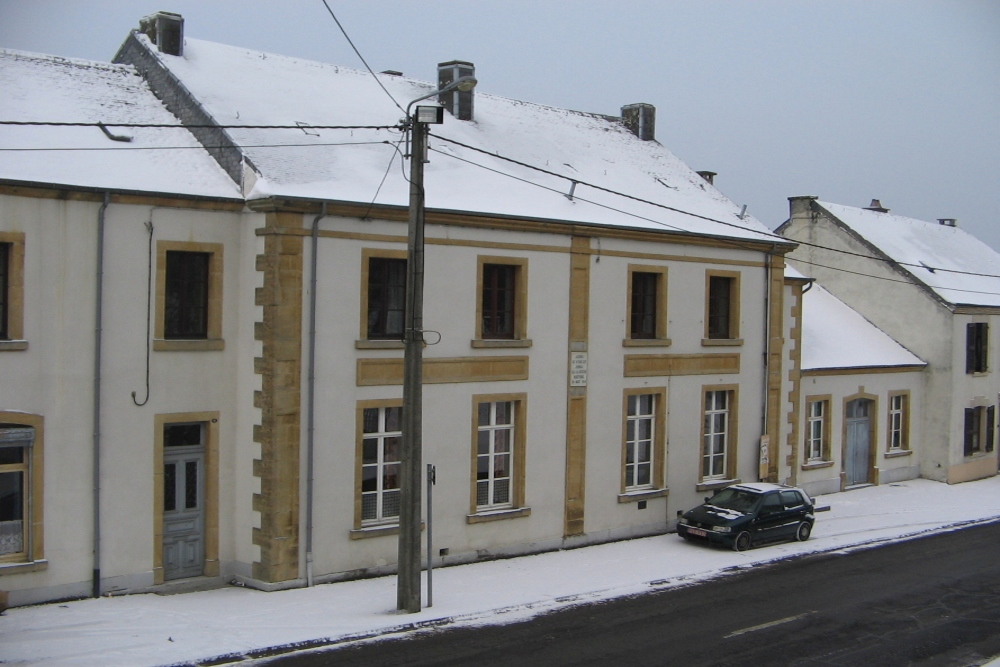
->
625;394;655;490
0;423;35;561
806;399;827;461
359;404;402;525
702;389;736;481
888;393;910;451
964;405;995;456
476;401;514;509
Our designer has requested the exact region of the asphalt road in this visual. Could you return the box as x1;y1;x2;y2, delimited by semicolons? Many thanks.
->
266;521;1000;666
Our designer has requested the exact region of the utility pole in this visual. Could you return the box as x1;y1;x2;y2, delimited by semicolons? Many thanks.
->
398;116;427;614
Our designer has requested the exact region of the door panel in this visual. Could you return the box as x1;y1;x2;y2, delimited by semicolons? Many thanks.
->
846;400;872;486
163;449;204;580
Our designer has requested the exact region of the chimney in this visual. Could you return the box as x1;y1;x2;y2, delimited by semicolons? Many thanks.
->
621;103;655;141
438;60;475;121
696;171;717;185
865;199;889;213
938;218;957;227
139;11;184;56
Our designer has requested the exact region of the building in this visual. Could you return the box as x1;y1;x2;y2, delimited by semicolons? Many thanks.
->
0;12;797;606
778;267;926;497
778;197;1000;485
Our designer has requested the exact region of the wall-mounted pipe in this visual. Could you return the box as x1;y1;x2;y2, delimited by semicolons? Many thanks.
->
92;193;110;598
305;202;327;587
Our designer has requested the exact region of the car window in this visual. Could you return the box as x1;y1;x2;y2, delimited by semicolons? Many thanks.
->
781;490;804;509
707;488;761;513
761;494;782;512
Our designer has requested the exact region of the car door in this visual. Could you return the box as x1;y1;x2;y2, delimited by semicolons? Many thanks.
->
779;490;809;536
751;492;787;543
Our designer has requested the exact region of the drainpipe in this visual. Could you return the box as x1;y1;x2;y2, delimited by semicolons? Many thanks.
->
305;203;327;587
93;193;109;598
761;246;775;483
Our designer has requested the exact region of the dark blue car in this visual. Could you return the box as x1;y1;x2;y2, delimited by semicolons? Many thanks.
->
677;482;815;551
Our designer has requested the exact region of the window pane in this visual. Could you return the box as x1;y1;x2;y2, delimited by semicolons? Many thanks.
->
382;490;400;518
495;402;512;425
362;408;379;434
384;407;402;432
494;429;510;453
630;272;657;339
477;455;490;480
383;436;401;463
361;466;377;492
185;461;198;509
0;446;23;465
477;430;491;455
164;423;202;447
164;464;176;511
0;470;23;555
493;479;510;504
0;242;9;340
362;439;378;464
482;264;516;339
636;464;651;486
708;276;732;339
367;258;406;339
382;464;400;490
164;251;209;339
478;403;490;426
494;454;510;478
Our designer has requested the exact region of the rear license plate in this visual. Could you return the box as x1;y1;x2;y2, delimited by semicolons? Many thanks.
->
687;528;707;537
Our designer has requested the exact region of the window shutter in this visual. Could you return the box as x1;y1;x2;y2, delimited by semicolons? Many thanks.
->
988;405;996;453
964;408;976;456
966;324;976;374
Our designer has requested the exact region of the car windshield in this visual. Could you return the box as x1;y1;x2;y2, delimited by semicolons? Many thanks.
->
706;488;762;513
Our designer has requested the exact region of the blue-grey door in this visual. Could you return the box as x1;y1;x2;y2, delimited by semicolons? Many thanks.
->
845;399;872;486
163;424;205;580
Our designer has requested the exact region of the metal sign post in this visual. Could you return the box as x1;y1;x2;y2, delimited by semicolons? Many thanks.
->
426;463;436;608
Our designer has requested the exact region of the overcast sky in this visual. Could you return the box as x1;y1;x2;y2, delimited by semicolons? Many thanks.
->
1;1;998;248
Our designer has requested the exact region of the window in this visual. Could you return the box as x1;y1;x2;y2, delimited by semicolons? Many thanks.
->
469;393;528;520
366;256;406;340
0;413;42;568
964;405;996;456
705;271;740;341
155;241;223;351
165;251;209;339
966;323;988;373
476;401;514;508
359;404;402;525
0;242;9;340
626;265;668;343
805;398;829;461
702;388;737;482
887;393;909;451
0;232;25;348
475;257;527;345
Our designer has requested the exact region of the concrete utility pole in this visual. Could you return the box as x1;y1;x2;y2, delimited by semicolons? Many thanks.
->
397;76;477;613
398;115;427;614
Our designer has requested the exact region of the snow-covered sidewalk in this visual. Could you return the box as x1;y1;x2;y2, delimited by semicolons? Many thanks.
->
3;476;1000;666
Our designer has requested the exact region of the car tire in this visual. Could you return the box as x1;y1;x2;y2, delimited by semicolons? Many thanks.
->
733;531;752;552
795;521;812;542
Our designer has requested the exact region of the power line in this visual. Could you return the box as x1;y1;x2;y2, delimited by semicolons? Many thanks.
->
0;120;395;130
0;140;397;152
319;0;405;115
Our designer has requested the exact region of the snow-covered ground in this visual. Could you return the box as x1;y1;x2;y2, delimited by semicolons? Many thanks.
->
2;476;999;666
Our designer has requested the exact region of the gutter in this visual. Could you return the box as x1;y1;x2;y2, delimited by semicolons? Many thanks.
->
304;203;328;587
92;193;109;598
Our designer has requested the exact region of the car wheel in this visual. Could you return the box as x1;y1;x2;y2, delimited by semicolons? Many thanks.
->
733;531;752;552
795;521;812;542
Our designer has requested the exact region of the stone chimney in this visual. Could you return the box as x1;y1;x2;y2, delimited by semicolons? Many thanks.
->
139;11;184;56
621;103;655;141
696;171;716;185
938;218;957;227
438;60;475;121
865;199;889;213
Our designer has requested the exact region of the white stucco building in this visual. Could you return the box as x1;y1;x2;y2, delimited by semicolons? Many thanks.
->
778;196;1000;485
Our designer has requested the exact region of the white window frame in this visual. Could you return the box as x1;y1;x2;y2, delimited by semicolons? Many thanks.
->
703;390;730;480
476;401;515;510
888;394;906;451
360;405;402;526
806;400;825;461
625;394;656;490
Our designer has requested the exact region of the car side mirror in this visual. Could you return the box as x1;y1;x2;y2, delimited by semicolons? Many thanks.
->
704;496;711;504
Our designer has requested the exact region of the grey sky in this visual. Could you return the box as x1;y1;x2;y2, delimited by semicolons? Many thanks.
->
2;1;998;249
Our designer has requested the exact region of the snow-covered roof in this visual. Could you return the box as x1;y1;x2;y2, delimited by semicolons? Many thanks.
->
0;49;240;199
801;280;924;372
818;201;1000;308
147;36;783;243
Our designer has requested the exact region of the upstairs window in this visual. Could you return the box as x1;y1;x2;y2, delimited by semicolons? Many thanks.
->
705;271;740;341
966;323;988;373
629;272;658;339
482;264;516;339
164;251;209;339
366;256;406;340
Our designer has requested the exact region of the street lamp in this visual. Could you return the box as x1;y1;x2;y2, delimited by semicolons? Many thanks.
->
398;75;477;613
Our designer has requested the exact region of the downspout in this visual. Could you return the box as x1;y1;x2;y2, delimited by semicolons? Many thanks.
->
761;246;774;483
305;203;327;587
93;193;109;598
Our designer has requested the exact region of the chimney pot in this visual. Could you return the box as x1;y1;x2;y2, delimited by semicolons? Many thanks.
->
696;171;717;185
139;11;184;56
865;199;889;213
621;103;655;141
938;218;957;227
438;60;475;121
